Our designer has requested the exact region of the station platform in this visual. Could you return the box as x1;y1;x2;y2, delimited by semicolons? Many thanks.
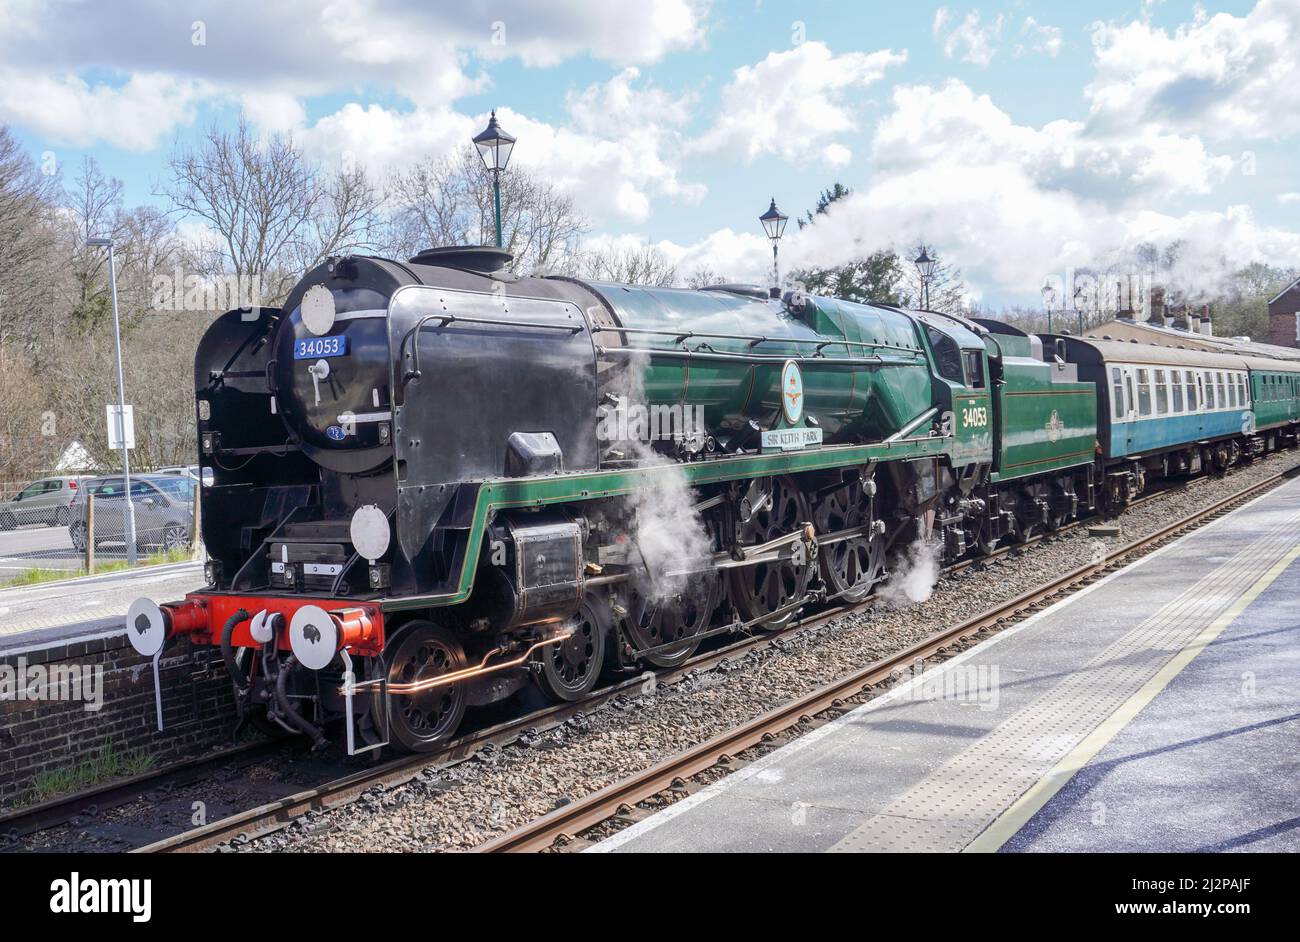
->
595;476;1300;853
0;561;201;652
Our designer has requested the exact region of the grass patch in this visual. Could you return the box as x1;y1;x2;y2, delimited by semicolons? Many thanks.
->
29;745;156;803
1;546;196;588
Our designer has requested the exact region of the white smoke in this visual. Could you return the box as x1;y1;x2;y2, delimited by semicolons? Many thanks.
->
878;538;942;609
602;351;714;599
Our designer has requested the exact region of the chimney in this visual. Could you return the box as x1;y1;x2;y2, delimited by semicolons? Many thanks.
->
1149;286;1168;327
1169;303;1189;331
1189;305;1201;334
1199;304;1213;337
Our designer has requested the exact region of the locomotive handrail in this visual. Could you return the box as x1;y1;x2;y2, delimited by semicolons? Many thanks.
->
591;324;921;357
402;312;585;381
596;345;905;368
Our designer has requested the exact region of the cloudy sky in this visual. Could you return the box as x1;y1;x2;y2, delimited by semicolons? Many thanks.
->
1;0;1296;305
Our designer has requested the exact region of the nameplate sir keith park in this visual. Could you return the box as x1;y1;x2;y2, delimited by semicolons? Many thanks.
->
760;427;824;452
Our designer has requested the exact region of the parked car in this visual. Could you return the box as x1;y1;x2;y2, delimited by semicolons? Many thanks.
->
69;474;196;555
156;465;213;486
0;476;84;530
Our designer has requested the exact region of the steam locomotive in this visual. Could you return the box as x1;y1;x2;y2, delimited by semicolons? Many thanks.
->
127;245;1300;753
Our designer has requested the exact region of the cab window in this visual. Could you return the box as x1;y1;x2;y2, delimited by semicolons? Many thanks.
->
962;350;985;388
925;328;963;384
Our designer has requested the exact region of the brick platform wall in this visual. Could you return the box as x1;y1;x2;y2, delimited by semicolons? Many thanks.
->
0;633;238;806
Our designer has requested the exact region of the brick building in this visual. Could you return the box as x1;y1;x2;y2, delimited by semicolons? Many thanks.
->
1268;277;1300;348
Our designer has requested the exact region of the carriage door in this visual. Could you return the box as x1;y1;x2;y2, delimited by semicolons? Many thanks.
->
1196;372;1206;438
1122;367;1138;454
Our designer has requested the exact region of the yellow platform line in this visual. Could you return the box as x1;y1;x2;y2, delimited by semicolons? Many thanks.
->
964;542;1300;854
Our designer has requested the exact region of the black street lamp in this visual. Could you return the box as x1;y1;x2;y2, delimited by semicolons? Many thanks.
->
913;246;937;309
1042;283;1057;333
759;198;788;291
473;110;516;248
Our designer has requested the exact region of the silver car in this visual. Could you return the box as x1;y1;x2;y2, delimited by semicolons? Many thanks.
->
69;474;197;555
0;476;83;530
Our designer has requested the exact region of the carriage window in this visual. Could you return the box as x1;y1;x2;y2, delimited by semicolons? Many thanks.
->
1185;370;1197;410
1205;372;1215;409
1216;372;1226;408
1171;372;1184;412
1228;374;1238;407
1154;369;1168;414
1111;367;1124;419
1137;369;1152;416
962;350;985;388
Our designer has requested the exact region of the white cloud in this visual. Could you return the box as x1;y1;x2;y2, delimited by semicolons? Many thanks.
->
1277;192;1300;205
778;80;1295;298
0;70;207;151
933;8;1005;67
295;70;706;226
1087;0;1300;141
0;0;710;148
1018;17;1063;58
692;41;906;166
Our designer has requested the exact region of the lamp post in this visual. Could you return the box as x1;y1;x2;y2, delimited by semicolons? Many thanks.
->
1041;283;1057;334
913;246;937;309
759;198;788;293
1073;283;1085;335
473;110;516;248
87;236;137;565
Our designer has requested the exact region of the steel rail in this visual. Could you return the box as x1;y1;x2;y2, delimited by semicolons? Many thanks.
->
473;470;1290;853
131;466;1290;854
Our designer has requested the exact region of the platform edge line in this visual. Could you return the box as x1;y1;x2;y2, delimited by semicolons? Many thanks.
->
962;542;1300;854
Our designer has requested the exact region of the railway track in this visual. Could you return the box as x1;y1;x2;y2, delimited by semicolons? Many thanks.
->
0;464;1280;852
117;465;1290;854
473;468;1292;853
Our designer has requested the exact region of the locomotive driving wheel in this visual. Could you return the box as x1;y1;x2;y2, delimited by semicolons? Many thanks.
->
382;621;467;752
814;479;885;603
729;475;813;630
624;572;721;668
533;596;608;701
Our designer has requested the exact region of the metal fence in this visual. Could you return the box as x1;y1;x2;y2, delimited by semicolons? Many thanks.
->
0;479;202;581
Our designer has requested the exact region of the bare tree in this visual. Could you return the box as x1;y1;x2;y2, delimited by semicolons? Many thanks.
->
162;120;382;305
578;244;678;286
686;267;731;289
0;124;61;352
386;147;587;274
898;240;968;315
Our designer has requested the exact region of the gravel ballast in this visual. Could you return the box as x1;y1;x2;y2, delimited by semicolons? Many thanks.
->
248;453;1300;853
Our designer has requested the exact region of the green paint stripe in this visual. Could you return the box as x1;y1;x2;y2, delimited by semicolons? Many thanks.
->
384;434;953;611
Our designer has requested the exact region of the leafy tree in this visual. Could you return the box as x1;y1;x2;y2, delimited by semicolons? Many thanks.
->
788;183;904;304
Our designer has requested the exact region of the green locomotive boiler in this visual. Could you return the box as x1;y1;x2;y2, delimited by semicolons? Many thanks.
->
130;246;1103;753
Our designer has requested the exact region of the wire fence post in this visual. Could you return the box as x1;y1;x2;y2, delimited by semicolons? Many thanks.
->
191;482;202;561
84;493;95;574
